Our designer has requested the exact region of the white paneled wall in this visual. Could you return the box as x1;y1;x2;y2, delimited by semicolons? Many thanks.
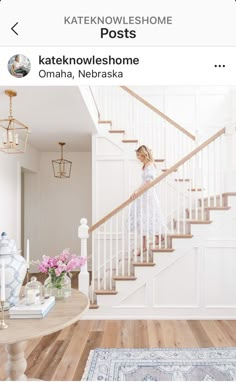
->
93;132;141;222
130;86;232;139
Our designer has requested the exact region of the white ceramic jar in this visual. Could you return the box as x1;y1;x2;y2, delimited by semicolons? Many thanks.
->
0;232;27;309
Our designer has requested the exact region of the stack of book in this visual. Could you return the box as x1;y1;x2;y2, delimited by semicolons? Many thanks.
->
9;296;55;319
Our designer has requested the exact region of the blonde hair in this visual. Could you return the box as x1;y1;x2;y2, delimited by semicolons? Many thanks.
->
135;145;155;167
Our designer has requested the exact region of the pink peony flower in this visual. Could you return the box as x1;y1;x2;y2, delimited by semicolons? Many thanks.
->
38;250;87;276
38;264;48;273
58;248;70;262
66;256;86;272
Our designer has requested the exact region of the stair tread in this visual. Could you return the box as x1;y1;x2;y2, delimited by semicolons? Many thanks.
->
176;219;212;224
169;234;193;238
205;207;231;210
152;248;175;253
95;290;118;295
155;159;165;162
113;276;137;281
188;188;205;191
133;262;156;266
189;220;212;224
122;139;138;143
109;130;125;133
186;207;210;211
98;120;112;124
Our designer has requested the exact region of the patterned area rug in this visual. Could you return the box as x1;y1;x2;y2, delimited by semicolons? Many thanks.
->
82;347;236;381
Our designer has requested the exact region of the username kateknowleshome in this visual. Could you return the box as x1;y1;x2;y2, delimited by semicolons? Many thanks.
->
38;54;140;79
63;16;172;25
63;15;173;39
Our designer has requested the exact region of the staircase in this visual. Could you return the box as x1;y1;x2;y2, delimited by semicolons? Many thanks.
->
78;86;236;319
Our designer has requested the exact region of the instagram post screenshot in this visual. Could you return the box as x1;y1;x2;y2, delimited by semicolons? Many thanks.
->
0;0;236;381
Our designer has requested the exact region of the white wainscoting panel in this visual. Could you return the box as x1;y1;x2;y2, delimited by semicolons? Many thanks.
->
95;159;125;219
153;250;199;307
205;246;236;308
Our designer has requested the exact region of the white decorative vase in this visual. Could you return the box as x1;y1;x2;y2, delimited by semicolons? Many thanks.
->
0;232;27;309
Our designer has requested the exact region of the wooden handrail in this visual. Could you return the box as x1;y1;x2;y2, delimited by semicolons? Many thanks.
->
89;86;101;120
120;86;196;141
89;127;225;233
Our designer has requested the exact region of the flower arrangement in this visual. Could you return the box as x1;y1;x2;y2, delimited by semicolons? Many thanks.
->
39;249;86;293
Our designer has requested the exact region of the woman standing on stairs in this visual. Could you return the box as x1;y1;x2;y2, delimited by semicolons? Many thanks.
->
130;145;167;256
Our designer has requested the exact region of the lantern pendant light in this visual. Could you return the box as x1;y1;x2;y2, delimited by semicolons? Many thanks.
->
52;142;72;178
0;90;29;154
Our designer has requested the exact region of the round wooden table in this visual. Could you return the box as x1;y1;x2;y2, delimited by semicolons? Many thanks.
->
0;289;89;381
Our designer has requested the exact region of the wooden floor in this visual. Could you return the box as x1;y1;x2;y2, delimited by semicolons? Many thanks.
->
1;320;236;381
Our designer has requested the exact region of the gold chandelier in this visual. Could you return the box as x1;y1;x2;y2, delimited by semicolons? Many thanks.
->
0;90;29;154
52;142;72;178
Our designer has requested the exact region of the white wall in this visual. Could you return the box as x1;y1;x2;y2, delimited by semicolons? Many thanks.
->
24;152;92;265
130;86;234;140
0;144;40;249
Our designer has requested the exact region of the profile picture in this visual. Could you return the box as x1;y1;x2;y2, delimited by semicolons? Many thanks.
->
8;54;31;78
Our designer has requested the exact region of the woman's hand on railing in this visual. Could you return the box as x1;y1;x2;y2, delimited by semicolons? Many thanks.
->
130;190;139;200
130;181;152;200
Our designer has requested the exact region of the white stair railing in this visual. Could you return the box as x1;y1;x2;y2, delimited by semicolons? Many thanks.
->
92;86;196;168
79;127;233;301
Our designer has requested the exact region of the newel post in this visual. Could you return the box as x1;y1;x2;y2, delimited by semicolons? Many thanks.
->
78;218;89;297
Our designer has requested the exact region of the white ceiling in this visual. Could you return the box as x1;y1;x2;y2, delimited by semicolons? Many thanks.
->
0;87;96;152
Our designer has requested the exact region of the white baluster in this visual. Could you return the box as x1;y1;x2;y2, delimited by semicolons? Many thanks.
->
170;172;174;235
159;182;162;249
98;231;101;290
177;170;180;234
207;145;210;207
78;218;90;297
152;188;155;249
151;113;155;160
182;135;185;159
91;231;95;302
164;178;168;248
182;163;186;234
103;223;107;290
146;191;149;263
213;140;217;206
164;124;167;169
134;198;138;263
109;220;113;290
188;160;193;220
140;195;143;262
128;204;131;275
201;149;204;220
219;136;223;207
122;209;125;276
116;215;119;276
194;155;198;222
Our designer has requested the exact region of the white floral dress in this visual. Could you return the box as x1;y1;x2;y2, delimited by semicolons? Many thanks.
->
129;163;167;237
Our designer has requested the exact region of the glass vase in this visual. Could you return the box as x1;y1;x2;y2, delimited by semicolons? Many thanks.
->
44;273;71;299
